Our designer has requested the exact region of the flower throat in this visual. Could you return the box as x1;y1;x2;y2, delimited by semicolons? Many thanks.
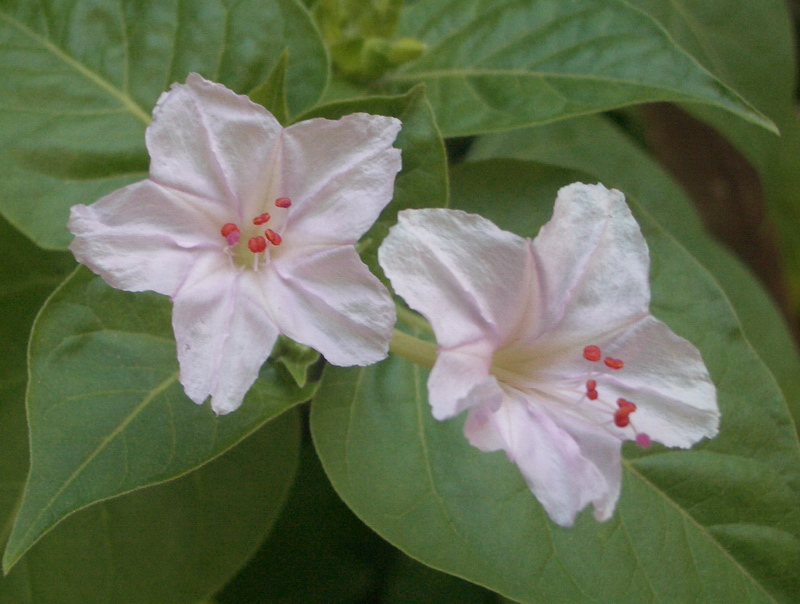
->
220;197;292;270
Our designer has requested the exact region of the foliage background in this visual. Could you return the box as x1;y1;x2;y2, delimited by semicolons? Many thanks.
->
1;0;800;601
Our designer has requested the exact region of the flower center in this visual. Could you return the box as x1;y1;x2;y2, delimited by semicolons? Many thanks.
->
219;197;292;270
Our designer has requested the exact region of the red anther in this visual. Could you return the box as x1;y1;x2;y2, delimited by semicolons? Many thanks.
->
604;357;624;370
253;212;271;225
265;229;282;246
275;197;292;208
585;379;599;400
614;398;637;427
248;236;266;253
616;398;637;412
220;223;239;237
583;345;601;362
636;433;652;448
614;409;632;428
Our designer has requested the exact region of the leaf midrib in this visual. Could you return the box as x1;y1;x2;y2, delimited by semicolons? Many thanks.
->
0;9;151;126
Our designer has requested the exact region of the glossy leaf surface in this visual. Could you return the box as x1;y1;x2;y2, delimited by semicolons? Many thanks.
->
1;410;300;603
312;164;800;602
3;267;315;570
390;0;774;136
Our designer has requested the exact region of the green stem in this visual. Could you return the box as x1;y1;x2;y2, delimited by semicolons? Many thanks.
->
395;305;432;334
389;329;437;369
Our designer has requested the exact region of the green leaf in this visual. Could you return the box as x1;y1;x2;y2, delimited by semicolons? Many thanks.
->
2;267;316;571
0;214;73;554
311;164;800;601
388;0;775;137
626;0;795;171
248;49;291;125
0;213;300;600
297;86;448;278
218;437;497;603
0;0;328;250
217;439;395;603
271;336;320;389
1;410;301;603
617;2;800;291
468;114;800;429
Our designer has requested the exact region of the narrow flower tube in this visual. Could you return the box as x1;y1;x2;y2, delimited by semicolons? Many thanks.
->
378;183;719;526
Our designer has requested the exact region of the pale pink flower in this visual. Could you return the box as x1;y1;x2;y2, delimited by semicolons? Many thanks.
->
378;183;719;526
69;74;401;415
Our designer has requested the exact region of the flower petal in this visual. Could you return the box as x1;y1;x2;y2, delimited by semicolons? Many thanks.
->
528;183;651;348
598;316;719;448
379;209;536;349
543;408;623;522
280;113;402;246
464;394;617;526
172;255;280;415
147;73;282;217
266;246;395;366
68;180;222;296
428;342;503;420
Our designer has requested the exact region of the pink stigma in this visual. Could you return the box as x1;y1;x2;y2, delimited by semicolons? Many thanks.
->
636;433;652;448
265;229;282;246
221;223;240;246
248;236;266;253
583;345;601;362
253;212;271;225
604;357;624;370
275;197;292;208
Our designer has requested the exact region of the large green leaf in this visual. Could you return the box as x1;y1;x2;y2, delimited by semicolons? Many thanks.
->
0;212;302;600
311;164;800;601
468;114;800;428
1;410;300;603
218;440;395;603
0;215;73;558
387;0;774;137
2;267;316;571
0;0;328;250
627;0;794;172
218;437;499;603
619;1;800;290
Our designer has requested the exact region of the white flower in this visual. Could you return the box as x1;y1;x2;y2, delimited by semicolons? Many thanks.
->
69;74;401;415
378;183;719;526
